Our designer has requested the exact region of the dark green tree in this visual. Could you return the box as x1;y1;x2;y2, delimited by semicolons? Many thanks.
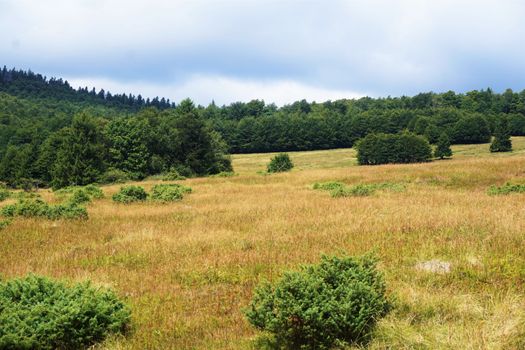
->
490;117;512;152
434;132;452;159
51;113;107;188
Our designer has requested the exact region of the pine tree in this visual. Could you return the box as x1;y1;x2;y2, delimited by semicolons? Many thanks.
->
490;117;512;152
434;132;452;159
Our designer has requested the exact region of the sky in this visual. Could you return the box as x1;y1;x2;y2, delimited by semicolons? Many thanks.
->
1;0;525;106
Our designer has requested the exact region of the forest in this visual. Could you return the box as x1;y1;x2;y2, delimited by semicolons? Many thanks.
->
1;66;525;188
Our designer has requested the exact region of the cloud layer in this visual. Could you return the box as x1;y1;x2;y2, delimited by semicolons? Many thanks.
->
1;0;524;105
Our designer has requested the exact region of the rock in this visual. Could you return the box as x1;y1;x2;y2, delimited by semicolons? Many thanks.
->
415;259;451;274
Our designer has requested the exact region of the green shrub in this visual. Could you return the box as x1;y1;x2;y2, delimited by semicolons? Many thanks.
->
1;199;88;220
267;153;294;173
98;168;131;184
112;186;148;203
150;184;192;202
312;181;345;191
0;274;131;349
68;189;92;205
331;184;375;198
487;182;525;195
0;219;11;230
245;255;391;349
0;188;10;202
315;182;406;198
162;168;187;181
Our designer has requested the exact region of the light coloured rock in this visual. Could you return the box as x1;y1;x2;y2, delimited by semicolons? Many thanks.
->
415;260;451;274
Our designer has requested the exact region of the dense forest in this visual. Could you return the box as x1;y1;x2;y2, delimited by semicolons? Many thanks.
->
1;66;525;188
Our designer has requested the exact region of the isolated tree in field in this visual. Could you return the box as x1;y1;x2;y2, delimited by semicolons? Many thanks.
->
490;117;512;152
434;132;452;159
267;153;294;173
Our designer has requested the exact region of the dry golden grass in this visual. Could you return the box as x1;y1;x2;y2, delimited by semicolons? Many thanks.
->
2;138;525;349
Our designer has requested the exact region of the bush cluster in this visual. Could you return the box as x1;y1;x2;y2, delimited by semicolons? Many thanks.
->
0;274;131;349
356;132;432;165
487;182;525;195
1;198;88;220
55;185;105;205
162;168;187;181
314;181;405;198
150;184;192;202
245;255;391;349
0;187;10;202
267;153;294;173
112;185;148;203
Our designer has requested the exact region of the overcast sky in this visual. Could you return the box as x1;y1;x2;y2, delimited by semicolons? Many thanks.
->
1;0;524;105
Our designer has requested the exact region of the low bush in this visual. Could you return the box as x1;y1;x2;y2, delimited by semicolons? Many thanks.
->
0;188;10;202
55;184;104;201
487;182;525;195
68;189;92;205
98;168;131;184
0;274;131;349
150;184;192;202
0;219;11;230
1;199;88;220
267;153;294;173
244;255;391;349
312;181;345;191
112;186;148;203
314;182;406;198
162;168;187;181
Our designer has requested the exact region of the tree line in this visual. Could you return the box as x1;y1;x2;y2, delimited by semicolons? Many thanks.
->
1;67;525;187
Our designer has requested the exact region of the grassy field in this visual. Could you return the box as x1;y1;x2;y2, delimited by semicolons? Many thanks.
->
2;138;525;349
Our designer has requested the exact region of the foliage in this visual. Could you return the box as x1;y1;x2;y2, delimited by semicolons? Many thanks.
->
356;132;432;165
98;168;132;184
487;182;525;195
162;168;187;181
1;198;88;220
452;115;491;144
434;132;452;159
0;274;131;349
209;171;237;178
490;117;512;152
0;219;11;230
244;255;391;349
112;186;148;203
0;188;10;202
267;153;294;173
150;184;192;202
312;181;345;191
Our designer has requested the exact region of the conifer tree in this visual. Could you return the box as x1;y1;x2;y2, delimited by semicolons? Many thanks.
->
490;117;512;152
434;132;452;159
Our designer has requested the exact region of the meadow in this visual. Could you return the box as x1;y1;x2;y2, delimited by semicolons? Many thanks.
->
2;138;525;349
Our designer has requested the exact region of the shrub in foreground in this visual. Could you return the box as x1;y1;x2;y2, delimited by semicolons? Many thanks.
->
267;153;294;173
356;132;432;165
314;182;405;198
162;168;187;181
112;185;148;203
0;187;10;202
487;182;525;195
245;255;391;349
0;274;131;349
150;184;192;202
1;199;88;220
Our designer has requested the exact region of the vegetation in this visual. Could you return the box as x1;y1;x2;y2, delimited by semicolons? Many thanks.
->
245;255;390;349
356;132;432;165
267;153;294;173
112;186;148;203
490;117;513;152
150;184;192;202
434;132;453;159
0;187;10;202
1;139;525;348
1;198;88;220
487;182;525;195
0;274;130;349
314;181;406;198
